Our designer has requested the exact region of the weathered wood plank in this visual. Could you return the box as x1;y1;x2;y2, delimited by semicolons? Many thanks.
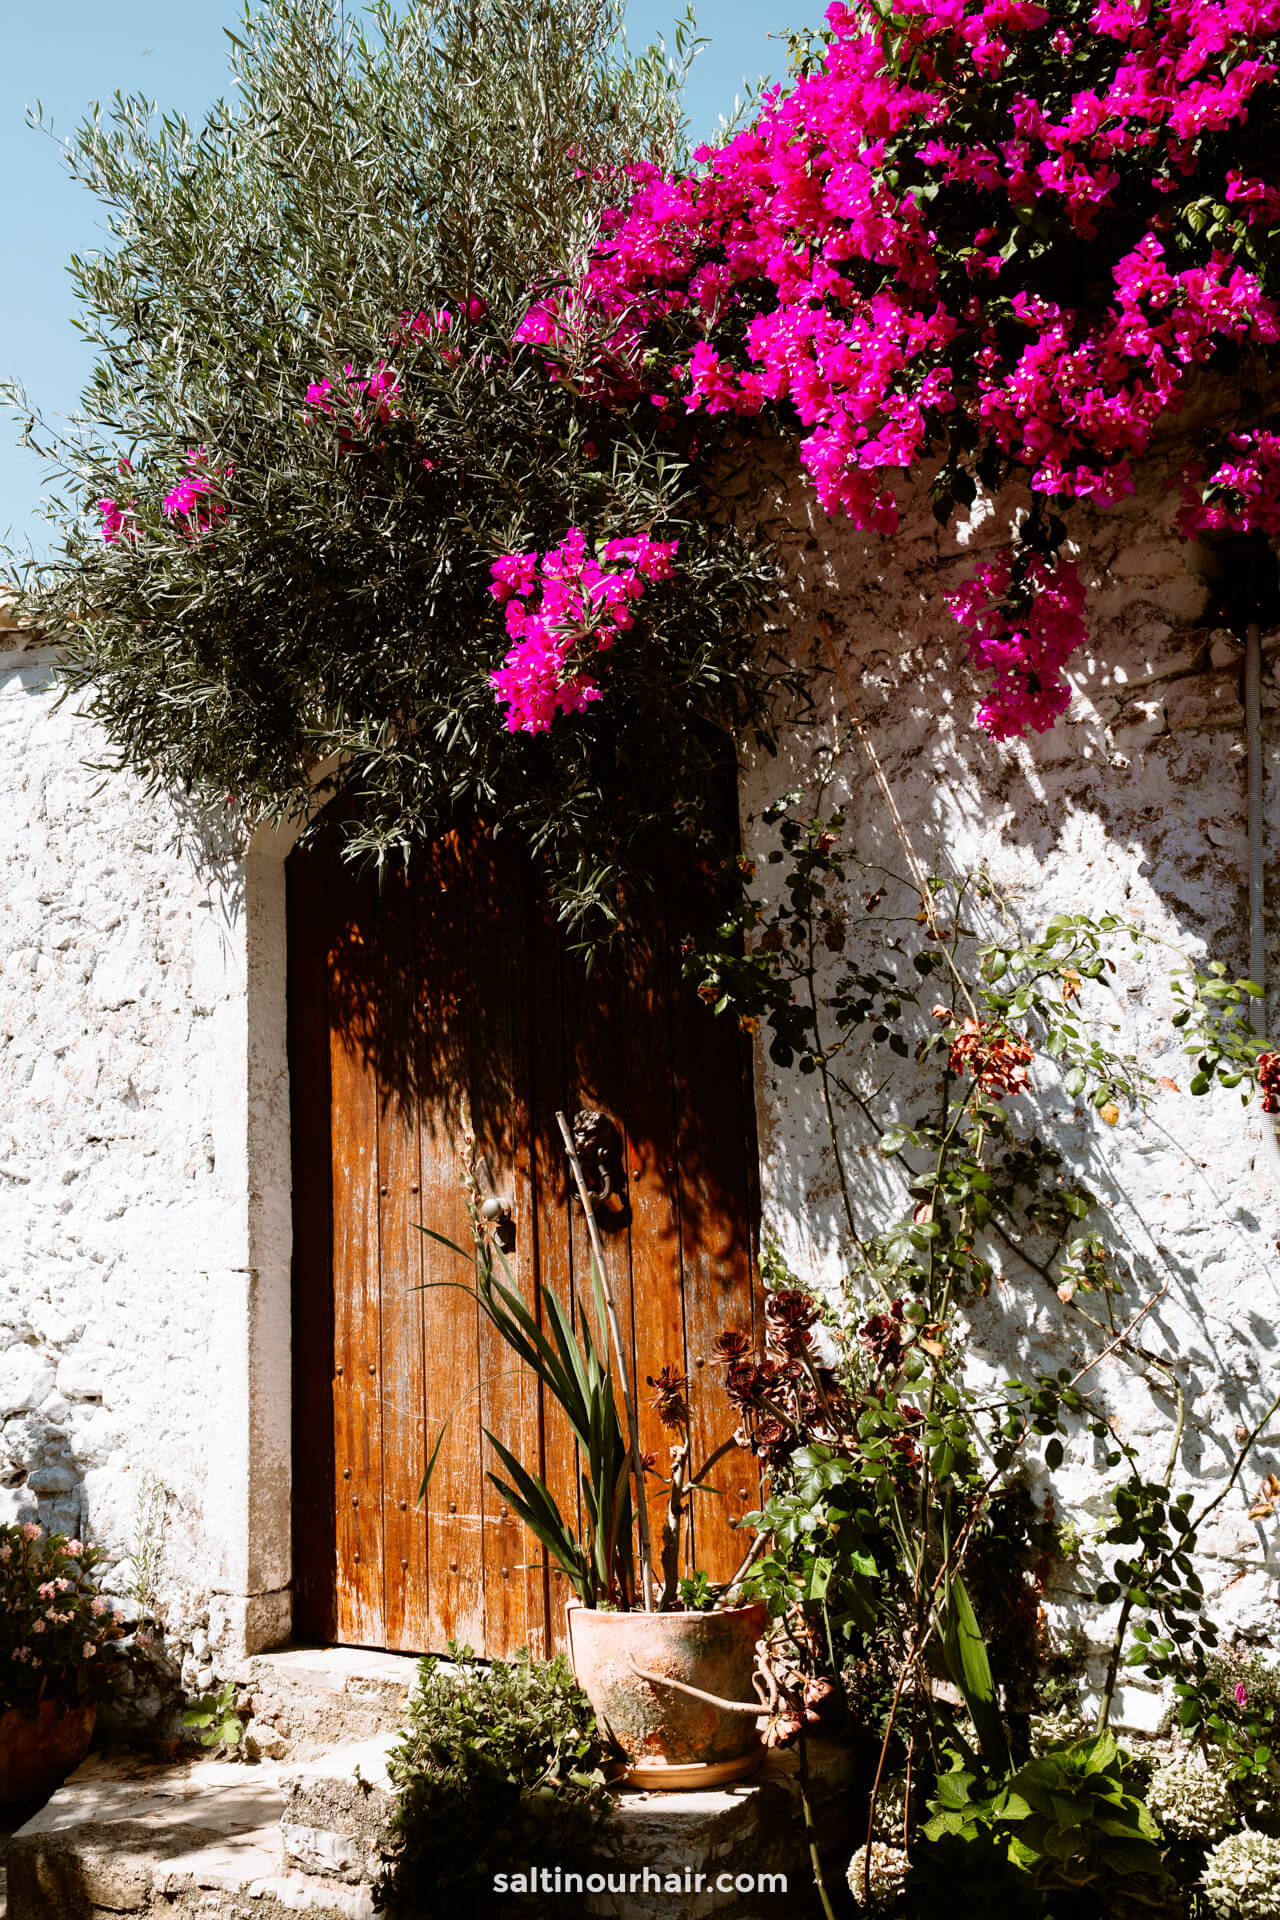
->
286;848;337;1644
416;835;486;1653
617;882;692;1588
561;941;639;1604
376;863;430;1652
328;869;386;1647
468;828;546;1658
667;847;762;1583
526;883;579;1652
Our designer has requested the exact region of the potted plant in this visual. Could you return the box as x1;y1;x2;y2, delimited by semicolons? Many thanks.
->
0;1520;127;1805
420;1112;769;1789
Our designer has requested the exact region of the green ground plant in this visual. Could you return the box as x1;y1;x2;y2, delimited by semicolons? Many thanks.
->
181;1681;246;1756
374;1646;611;1919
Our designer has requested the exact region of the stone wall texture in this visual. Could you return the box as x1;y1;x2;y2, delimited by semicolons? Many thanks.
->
739;447;1280;1722
0;609;282;1688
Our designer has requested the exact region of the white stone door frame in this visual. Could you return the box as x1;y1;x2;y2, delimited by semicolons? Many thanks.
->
205;823;298;1657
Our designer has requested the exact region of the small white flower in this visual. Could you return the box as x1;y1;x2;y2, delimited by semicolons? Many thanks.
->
847;1841;911;1912
1148;1756;1235;1842
1203;1829;1280;1920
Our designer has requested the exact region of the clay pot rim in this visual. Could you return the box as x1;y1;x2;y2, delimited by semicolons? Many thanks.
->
565;1601;766;1624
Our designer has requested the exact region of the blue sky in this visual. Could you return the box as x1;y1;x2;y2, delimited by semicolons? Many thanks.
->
0;1;791;559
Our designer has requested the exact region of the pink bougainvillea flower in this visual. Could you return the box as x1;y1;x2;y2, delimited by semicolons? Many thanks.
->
488;528;679;733
947;548;1087;737
547;0;1280;739
162;449;230;536
98;498;133;545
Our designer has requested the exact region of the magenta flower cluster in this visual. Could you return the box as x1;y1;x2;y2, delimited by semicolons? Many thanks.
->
1178;427;1280;534
97;497;132;545
488;528;679;734
89;0;1280;752
550;0;1280;736
97;457;137;546
946;547;1087;737
98;449;232;545
162;447;230;534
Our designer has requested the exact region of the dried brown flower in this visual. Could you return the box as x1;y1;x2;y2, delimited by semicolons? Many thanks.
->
711;1329;751;1364
1259;1050;1280;1114
947;1018;1033;1099
646;1366;690;1430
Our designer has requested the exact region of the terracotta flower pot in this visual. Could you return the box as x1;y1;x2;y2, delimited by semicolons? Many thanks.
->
0;1701;97;1807
566;1602;767;1789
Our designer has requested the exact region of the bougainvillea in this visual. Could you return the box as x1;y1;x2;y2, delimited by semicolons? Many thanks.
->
13;0;1280;938
945;546;1087;736
548;0;1280;734
160;448;231;536
488;528;679;733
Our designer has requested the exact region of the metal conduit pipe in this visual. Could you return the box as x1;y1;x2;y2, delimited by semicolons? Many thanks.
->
1244;617;1280;1188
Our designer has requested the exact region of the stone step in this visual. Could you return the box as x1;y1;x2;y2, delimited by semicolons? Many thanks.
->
279;1736;397;1884
4;1752;374;1919
8;1741;855;1920
231;1645;421;1763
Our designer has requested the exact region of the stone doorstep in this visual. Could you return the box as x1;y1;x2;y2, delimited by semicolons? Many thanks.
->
4;1753;375;1920
5;1736;855;1920
279;1731;855;1909
231;1647;421;1763
278;1737;396;1882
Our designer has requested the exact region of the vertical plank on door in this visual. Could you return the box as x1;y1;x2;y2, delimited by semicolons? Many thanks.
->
468;829;546;1658
525;885;579;1652
665;848;762;1583
328;868;387;1646
287;849;337;1643
376;861;430;1652
417;835;486;1652
561;943;639;1603
617;879;691;1589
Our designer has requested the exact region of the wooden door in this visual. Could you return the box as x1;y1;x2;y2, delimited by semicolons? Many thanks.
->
288;820;760;1657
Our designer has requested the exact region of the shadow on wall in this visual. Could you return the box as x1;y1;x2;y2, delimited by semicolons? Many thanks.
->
741;454;1280;1633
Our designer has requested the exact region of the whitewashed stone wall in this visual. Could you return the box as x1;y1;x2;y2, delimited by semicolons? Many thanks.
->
0;608;291;1681
740;448;1280;1720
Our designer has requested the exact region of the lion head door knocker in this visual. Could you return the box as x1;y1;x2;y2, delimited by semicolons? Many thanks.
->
569;1109;632;1234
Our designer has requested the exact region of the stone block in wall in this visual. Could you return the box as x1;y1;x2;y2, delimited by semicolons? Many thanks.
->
0;1343;56;1416
1164;670;1245;731
1110;698;1168;741
1109;540;1187;581
1095;620;1202;689
56;1349;110;1401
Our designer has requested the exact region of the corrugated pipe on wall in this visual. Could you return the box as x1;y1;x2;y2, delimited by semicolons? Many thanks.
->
1244;616;1280;1187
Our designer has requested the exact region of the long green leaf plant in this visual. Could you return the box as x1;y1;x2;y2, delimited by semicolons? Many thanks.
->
417;1224;636;1610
